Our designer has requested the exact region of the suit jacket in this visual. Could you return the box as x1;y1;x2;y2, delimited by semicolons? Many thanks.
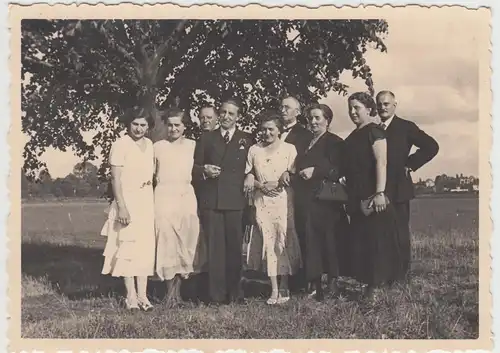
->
193;128;252;211
385;116;439;203
294;131;344;203
284;123;313;156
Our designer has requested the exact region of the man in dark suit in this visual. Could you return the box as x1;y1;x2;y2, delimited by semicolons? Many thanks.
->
376;90;439;282
280;96;312;153
278;96;313;294
193;97;252;304
198;105;219;132
193;105;219;201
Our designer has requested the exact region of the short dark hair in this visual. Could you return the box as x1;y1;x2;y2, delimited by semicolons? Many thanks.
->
221;96;245;115
162;107;190;126
305;103;334;124
348;92;377;116
120;106;155;129
198;105;217;115
258;110;284;133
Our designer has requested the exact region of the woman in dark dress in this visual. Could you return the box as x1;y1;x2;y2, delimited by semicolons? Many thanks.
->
293;103;349;301
342;92;404;299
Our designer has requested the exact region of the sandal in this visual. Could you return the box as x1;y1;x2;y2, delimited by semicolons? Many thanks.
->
266;292;279;305
277;289;290;304
124;297;139;311
138;298;154;312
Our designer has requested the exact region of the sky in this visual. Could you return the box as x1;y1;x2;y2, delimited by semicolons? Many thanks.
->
37;14;479;181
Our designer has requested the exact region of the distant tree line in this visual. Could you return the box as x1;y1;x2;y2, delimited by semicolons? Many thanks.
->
21;162;109;200
22;164;479;201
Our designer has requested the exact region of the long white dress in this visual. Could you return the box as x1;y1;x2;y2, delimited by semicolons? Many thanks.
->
101;135;156;277
245;141;302;276
154;138;207;281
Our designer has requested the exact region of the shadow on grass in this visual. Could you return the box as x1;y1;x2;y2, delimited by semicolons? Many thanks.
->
22;242;123;300
22;242;272;303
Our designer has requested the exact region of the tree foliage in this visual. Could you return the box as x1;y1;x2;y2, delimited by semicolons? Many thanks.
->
21;162;108;199
22;19;388;180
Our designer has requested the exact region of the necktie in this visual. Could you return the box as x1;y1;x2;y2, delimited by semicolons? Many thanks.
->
380;122;387;130
224;131;230;144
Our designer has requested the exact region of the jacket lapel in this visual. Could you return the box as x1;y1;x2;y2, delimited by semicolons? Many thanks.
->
305;131;327;156
285;126;297;144
219;129;243;164
386;116;401;133
212;128;227;161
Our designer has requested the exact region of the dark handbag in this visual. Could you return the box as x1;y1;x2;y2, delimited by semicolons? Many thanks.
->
360;192;391;216
316;179;349;202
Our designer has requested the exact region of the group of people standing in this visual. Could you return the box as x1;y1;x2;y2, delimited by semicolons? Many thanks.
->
100;90;439;311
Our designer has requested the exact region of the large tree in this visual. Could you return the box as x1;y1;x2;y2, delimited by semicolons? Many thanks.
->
22;19;388;180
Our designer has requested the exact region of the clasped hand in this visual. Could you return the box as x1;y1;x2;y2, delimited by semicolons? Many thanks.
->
243;174;255;196
299;167;314;180
204;164;221;178
260;181;282;197
372;193;388;213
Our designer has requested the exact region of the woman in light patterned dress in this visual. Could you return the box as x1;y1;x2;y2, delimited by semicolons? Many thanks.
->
101;107;155;312
244;112;302;305
154;108;206;306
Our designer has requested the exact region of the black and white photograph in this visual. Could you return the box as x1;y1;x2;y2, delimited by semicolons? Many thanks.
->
10;2;491;350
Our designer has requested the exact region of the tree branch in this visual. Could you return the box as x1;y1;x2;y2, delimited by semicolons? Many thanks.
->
151;20;190;69
157;21;229;86
23;56;54;68
92;21;141;72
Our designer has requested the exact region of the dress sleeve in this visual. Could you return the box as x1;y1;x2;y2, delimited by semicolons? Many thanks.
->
245;145;255;174
153;141;160;158
368;124;386;145
287;144;298;174
109;138;126;167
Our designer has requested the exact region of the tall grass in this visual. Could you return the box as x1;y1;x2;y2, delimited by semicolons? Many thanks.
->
20;198;479;339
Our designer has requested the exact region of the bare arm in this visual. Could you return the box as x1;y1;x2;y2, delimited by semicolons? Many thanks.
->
372;138;388;213
111;166;126;205
111;165;131;224
192;136;206;181
372;139;387;193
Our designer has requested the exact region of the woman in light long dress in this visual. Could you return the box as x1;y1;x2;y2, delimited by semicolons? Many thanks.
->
154;108;206;306
101;108;156;311
244;112;302;305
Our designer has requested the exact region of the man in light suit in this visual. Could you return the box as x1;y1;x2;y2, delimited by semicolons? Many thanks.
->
193;97;252;304
376;90;439;282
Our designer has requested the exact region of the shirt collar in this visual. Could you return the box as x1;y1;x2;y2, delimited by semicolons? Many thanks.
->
284;121;297;131
220;126;236;138
381;114;395;128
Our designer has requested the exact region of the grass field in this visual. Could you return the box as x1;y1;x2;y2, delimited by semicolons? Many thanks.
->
21;197;479;339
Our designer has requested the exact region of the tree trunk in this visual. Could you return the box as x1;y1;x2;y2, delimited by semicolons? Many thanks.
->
138;71;165;143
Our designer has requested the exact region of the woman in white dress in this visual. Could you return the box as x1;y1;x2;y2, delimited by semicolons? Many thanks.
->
101;107;156;311
154;108;206;306
244;112;303;305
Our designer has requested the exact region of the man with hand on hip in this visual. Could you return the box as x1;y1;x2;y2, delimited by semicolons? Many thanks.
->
376;90;439;283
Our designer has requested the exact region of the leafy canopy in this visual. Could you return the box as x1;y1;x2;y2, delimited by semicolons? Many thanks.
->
22;19;388;180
